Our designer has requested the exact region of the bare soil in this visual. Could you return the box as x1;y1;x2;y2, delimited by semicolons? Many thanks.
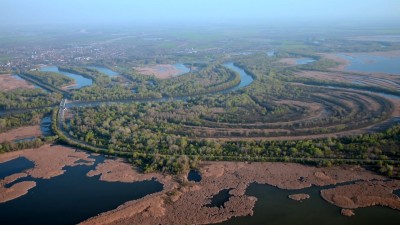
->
0;74;35;91
134;64;183;79
0;125;42;143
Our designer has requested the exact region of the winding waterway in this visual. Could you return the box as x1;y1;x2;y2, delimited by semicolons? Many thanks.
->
40;66;93;89
65;62;254;108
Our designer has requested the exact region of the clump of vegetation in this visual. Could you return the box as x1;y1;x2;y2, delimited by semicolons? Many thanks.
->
131;153;200;174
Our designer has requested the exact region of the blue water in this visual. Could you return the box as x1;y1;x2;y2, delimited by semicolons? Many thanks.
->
40;116;52;136
0;153;163;225
173;63;191;76
296;58;315;65
223;62;254;91
337;53;400;74
40;66;93;89
87;66;119;77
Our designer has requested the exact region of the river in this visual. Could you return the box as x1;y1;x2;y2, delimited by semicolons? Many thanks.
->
40;66;93;89
65;62;254;108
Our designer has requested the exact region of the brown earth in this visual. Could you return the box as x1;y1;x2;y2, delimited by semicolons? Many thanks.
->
321;180;400;210
0;125;42;143
0;74;35;91
278;58;299;66
134;64;184;79
0;144;95;202
81;161;385;225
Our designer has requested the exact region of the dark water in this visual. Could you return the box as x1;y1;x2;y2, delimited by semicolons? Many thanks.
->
40;66;93;89
87;66;119;77
40;116;52;136
0;154;163;225
219;183;400;225
187;170;202;182
207;189;233;208
0;157;34;179
296;58;316;65
337;53;400;74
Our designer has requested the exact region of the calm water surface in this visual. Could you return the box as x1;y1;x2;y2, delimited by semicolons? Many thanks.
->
0;154;163;225
337;53;400;74
219;183;400;225
87;66;119;77
40;66;93;89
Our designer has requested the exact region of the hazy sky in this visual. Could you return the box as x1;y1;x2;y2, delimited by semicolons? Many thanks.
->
2;0;399;26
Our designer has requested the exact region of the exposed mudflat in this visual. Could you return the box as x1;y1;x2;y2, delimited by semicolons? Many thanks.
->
81;161;389;225
0;125;42;143
0;144;95;202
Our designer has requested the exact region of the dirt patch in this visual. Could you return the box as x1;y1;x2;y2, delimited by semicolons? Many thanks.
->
321;180;400;210
134;64;184;79
0;125;42;143
288;193;310;201
278;58;299;66
0;144;95;202
81;161;385;225
0;74;35;91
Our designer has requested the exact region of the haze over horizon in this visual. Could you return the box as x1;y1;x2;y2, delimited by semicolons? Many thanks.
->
2;0;400;27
